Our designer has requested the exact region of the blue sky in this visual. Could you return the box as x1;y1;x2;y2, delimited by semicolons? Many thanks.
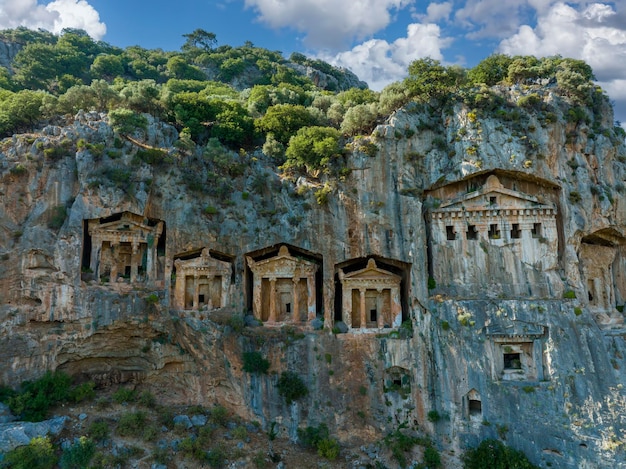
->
2;0;626;124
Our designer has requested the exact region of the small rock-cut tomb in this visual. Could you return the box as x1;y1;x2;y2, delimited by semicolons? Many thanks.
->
173;248;231;310
247;246;318;323
338;259;402;330
87;212;164;284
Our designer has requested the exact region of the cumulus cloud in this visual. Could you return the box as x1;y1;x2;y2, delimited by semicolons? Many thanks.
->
321;23;452;90
424;2;453;22
244;0;412;49
498;2;626;123
0;0;106;39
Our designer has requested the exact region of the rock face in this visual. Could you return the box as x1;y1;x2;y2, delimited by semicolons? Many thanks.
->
1;85;626;468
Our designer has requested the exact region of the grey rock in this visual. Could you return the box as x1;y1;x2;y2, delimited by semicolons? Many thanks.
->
190;414;207;427
0;416;68;452
311;317;324;330
334;321;348;333
173;414;193;429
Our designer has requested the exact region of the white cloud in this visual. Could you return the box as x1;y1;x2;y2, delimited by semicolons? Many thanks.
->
244;0;413;49
0;0;106;39
322;22;452;90
425;2;453;22
498;2;626;123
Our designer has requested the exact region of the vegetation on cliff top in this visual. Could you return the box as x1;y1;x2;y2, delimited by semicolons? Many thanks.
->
0;27;623;179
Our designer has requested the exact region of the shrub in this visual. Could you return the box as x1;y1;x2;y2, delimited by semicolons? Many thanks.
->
6;370;72;421
139;390;156;408
59;436;95;469
424;444;442;468
117;411;147;437
563;290;576;299
88;420;109;441
427;410;441;422
277;371;308;404
317;437;340;460
1;436;57;469
428;277;436;290
209;404;230;427
384;429;419;468
463;439;539;469
112;387;137;404
298;423;329;448
242;351;270;374
70;381;95;402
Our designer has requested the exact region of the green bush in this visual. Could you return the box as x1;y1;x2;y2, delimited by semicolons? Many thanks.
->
563;290;576;299
209;404;230;427
298;423;329;448
5;370;72;421
424;444;442;468
277;371;308;404
117;411;147;437
427;410;442;423
317;437;340;460
384;428;419;468
112;387;137;404
242;351;270;374
59;436;95;469
1;436;57;469
69;381;95;402
88;420;110;441
463;439;539;469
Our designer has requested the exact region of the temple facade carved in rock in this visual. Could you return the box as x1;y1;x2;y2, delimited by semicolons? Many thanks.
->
426;173;561;298
86;212;164;285
338;258;402;331
173;248;231;311
246;245;319;324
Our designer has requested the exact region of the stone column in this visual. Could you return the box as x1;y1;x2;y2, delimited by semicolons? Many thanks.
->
252;276;262;321
90;234;101;278
360;288;366;329
221;274;229;308
269;278;277;323
109;242;118;281
146;236;155;281
193;274;199;310
292;277;300;322
391;286;402;327
174;263;185;309
342;282;352;328
307;274;316;321
130;241;139;283
377;288;384;328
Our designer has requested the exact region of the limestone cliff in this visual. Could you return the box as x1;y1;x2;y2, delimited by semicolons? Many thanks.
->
1;82;625;468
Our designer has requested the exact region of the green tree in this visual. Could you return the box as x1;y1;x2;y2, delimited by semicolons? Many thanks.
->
463;439;539;469
404;58;465;104
182;29;217;54
90;54;124;81
284;126;342;172
467;54;513;86
166;56;206;80
256;104;316;144
109;108;148;135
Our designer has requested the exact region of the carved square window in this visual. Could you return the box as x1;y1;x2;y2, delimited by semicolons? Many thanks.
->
511;223;521;239
446;225;456;240
488;224;501;239
467;225;478;240
532;223;542;238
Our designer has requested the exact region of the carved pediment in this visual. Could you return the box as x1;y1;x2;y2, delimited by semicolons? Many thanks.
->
247;246;318;278
434;175;555;214
340;259;401;284
89;212;163;239
175;248;231;275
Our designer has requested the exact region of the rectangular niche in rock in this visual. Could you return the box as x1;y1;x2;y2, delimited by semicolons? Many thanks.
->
173;248;233;311
486;321;546;382
85;212;165;285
